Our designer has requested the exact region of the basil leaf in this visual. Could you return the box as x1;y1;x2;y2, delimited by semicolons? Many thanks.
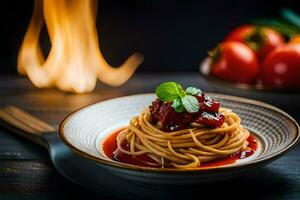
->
156;82;186;101
186;87;202;95
155;81;202;113
171;98;185;113
181;95;199;113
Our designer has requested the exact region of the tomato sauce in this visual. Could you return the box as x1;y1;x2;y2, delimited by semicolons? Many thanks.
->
102;129;258;168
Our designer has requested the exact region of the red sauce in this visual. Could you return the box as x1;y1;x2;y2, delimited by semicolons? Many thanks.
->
102;129;258;168
200;134;257;168
102;129;159;167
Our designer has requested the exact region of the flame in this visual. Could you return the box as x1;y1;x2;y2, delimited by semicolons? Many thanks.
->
18;0;143;93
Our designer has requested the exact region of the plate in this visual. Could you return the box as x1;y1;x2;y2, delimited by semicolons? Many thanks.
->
59;93;299;185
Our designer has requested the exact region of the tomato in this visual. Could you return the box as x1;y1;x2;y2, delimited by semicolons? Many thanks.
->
225;25;285;60
209;41;260;84
289;35;300;44
255;28;285;60
262;44;300;88
225;24;254;43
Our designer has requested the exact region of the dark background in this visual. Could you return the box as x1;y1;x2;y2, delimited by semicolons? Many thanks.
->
0;0;299;74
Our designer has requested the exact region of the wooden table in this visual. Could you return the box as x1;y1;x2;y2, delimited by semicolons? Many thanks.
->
0;74;300;200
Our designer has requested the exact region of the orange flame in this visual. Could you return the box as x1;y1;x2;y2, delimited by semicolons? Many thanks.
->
18;0;143;93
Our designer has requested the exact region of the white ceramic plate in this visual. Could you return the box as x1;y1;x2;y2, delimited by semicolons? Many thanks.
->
59;93;299;185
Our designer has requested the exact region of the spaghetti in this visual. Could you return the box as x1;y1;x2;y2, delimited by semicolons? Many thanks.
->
116;108;250;169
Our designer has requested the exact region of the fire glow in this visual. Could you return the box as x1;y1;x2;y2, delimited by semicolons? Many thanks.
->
18;0;143;93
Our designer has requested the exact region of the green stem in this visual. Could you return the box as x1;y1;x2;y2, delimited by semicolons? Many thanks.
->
280;8;300;27
252;18;300;38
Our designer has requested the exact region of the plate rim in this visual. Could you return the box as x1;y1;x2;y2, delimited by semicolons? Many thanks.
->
59;93;300;174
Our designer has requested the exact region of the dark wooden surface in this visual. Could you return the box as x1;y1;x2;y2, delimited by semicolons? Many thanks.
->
0;73;300;200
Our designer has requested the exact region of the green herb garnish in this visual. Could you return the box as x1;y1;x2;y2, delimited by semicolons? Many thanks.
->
155;82;201;113
155;81;185;101
181;95;199;113
186;87;202;95
172;97;185;112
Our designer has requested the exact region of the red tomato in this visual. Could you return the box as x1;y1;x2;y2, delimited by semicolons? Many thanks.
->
255;28;285;60
262;44;300;88
210;41;260;84
225;24;254;42
225;25;285;60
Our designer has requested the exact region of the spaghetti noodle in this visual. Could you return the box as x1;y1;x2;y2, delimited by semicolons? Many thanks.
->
116;108;250;169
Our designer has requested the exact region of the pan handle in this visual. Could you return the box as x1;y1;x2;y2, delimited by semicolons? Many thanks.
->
0;106;56;148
